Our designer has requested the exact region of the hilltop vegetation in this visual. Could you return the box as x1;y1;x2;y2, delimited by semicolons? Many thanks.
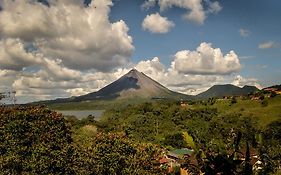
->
98;95;281;174
1;93;281;174
0;106;165;175
193;93;281;127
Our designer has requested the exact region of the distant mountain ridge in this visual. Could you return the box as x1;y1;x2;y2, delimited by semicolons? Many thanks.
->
42;69;192;104
263;84;281;91
35;70;261;105
196;84;259;99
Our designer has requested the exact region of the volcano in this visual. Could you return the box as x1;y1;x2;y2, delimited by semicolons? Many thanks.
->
71;69;191;101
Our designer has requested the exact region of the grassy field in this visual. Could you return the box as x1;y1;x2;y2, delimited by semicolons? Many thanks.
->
194;95;281;127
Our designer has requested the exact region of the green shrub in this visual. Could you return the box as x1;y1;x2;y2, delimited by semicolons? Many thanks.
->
261;99;269;107
0;106;74;174
164;133;187;149
230;97;237;104
73;132;165;175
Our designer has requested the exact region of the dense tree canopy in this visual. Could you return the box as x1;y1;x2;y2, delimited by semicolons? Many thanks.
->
0;106;74;174
73;132;165;175
0;106;165;175
1;99;280;174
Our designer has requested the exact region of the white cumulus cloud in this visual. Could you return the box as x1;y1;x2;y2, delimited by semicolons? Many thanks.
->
142;0;222;24
142;13;175;34
172;42;241;75
3;53;253;103
0;0;134;71
135;57;167;81
258;41;280;49
239;28;250;37
232;75;262;89
0;0;136;103
206;0;222;14
141;0;157;10
133;57;226;95
0;38;42;70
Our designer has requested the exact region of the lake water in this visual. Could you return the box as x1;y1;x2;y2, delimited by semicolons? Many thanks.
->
57;110;105;120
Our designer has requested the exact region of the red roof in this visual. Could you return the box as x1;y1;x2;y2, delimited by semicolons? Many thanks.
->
159;157;169;164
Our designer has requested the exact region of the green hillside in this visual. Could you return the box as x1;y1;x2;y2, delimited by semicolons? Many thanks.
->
193;95;281;127
196;84;259;99
50;93;281;128
2;95;281;174
96;94;281;174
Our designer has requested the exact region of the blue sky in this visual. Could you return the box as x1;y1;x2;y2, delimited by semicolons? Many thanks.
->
0;0;280;103
110;0;281;85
